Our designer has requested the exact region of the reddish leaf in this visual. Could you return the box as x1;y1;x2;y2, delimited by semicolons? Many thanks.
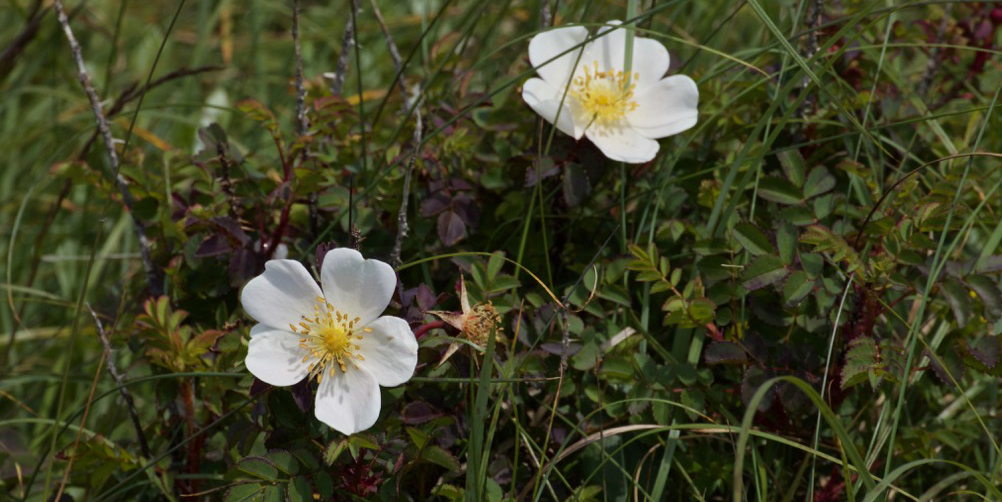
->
437;211;467;246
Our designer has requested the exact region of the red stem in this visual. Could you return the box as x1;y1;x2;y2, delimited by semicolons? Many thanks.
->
413;321;446;340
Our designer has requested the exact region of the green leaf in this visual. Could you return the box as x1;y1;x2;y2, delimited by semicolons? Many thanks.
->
776;150;806;186
287;477;312;502
688;298;716;325
598;284;631;307
803;167;835;198
776;222;797;265
238;456;279;481
779;206;814;225
314;472;333;500
782;271;813;306
741;255;789;291
733;222;775;256
323;440;346;466
941;279;972;329
262;484;283;502
422;445;461;473
224;483;264;502
758;177;804;205
265;450;298;475
487;252;504;280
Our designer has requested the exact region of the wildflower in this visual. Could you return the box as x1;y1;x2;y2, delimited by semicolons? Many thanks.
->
522;21;699;163
428;275;503;366
241;248;418;435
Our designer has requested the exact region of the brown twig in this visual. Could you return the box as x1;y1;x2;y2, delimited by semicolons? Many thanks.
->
87;304;152;459
53;0;162;296
0;0;47;82
327;0;361;96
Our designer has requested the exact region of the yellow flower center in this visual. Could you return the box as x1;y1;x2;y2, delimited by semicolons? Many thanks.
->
464;302;503;347
290;297;372;382
570;61;639;130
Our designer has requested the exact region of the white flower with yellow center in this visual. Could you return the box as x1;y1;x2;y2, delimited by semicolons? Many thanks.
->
240;248;418;435
522;20;699;163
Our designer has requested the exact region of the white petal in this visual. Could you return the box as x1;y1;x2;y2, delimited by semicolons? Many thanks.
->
241;259;322;331
628;75;699;138
358;316;418;387
521;78;583;139
585;126;660;163
584;20;670;92
320;248;396;326
245;324;310;386
528;25;589;89
314;366;380;435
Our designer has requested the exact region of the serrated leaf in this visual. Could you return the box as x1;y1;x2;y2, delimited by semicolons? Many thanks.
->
758;177;804;205
224;483;264;502
323;440;346;465
238;456;278;481
972;337;1000;369
688;298;716;324
740;255;789;290
421;445;461;472
966;275;1002;320
803;167;835;198
266;450;298;475
704;342;746;365
782;271;813;306
733;222;775;256
930;348;964;387
940;279;971;329
842;337;878;390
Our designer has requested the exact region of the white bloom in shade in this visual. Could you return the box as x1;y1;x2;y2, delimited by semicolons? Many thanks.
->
240;248;418;435
522;20;699;163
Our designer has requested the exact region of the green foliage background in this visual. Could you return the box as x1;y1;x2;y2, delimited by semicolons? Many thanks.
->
2;0;1002;500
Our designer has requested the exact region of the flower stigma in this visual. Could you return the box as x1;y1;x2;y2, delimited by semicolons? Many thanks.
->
290;297;373;382
570;61;639;131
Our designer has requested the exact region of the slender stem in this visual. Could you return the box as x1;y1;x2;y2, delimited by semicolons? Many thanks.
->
52;0;161;296
87;304;152;459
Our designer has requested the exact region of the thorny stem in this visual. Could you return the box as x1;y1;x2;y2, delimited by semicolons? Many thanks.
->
797;0;823;121
87;304;152;459
368;0;423;267
53;0;162;296
328;0;360;96
292;0;308;135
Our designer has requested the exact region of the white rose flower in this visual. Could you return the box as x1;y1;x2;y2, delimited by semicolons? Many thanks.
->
240;248;418;435
522;20;699;163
